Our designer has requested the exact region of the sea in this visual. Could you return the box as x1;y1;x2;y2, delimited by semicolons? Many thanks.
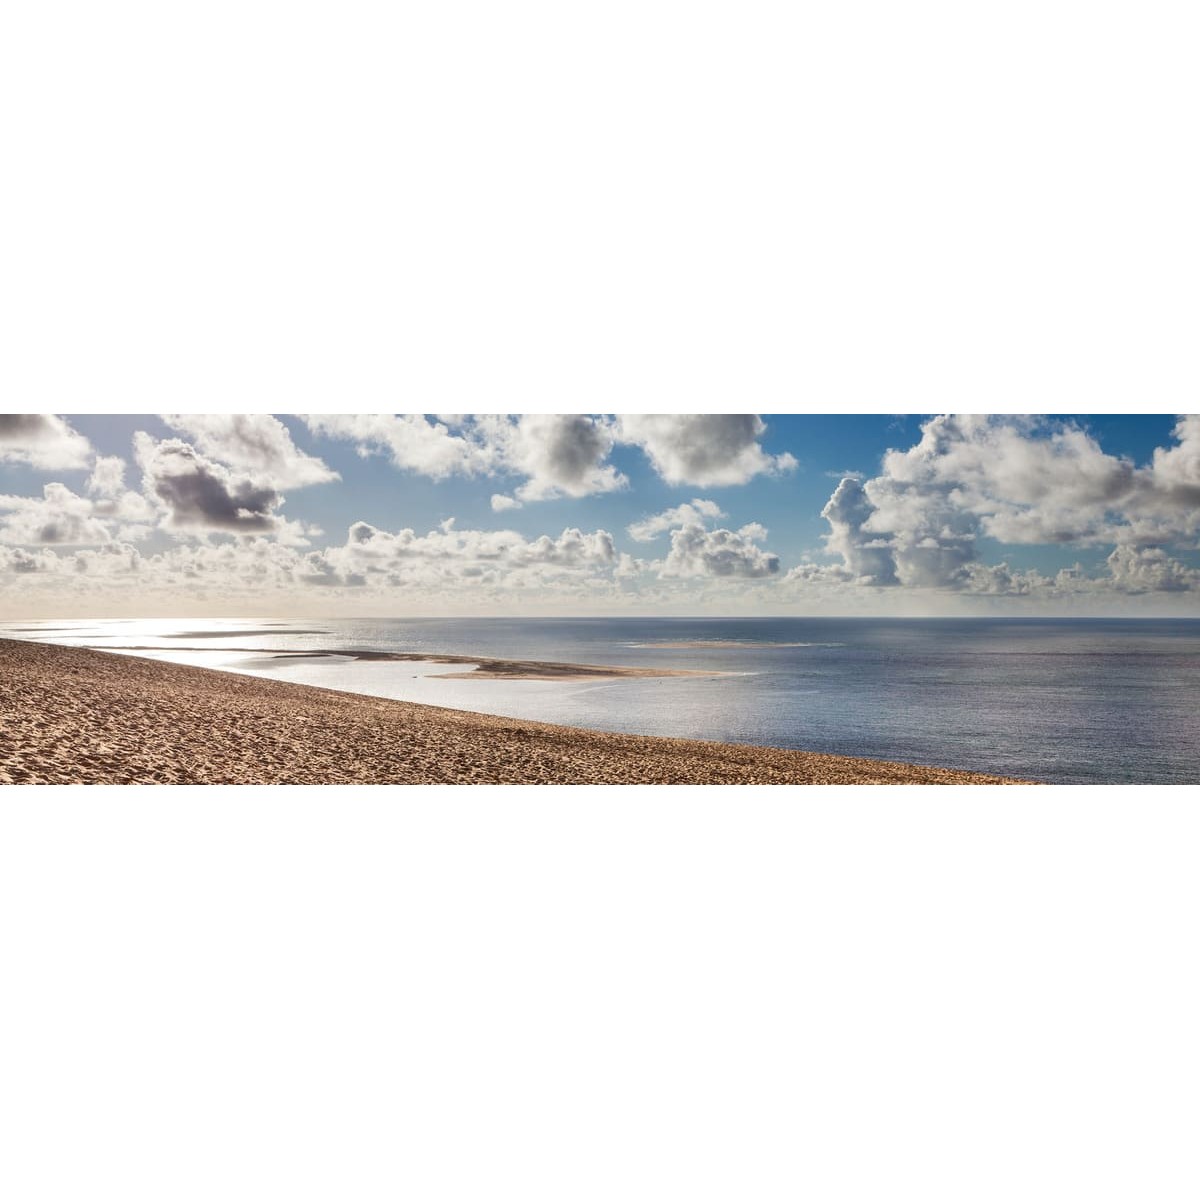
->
3;617;1198;784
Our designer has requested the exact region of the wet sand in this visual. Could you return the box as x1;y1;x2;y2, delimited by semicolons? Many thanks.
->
0;638;1029;785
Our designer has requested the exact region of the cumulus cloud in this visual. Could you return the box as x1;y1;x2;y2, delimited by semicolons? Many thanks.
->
615;414;797;486
0;415;93;471
869;414;1200;554
0;483;115;546
626;498;779;578
134;432;287;536
305;413;625;504
303;413;796;503
164;415;339;488
312;520;619;588
0;545;60;575
622;497;782;578
1103;545;1200;593
955;547;1200;598
86;455;127;499
150;537;308;588
627;499;725;542
302;414;496;480
502;415;625;502
782;560;853;587
68;542;145;577
216;518;625;604
296;551;367;588
5;507;1192;613
0;517;629;610
819;478;897;585
8;412;1198;614
661;522;780;579
1150;414;1200;503
814;414;1200;595
0;480;153;546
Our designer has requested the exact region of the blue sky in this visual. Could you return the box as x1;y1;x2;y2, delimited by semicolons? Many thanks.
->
1;413;1197;616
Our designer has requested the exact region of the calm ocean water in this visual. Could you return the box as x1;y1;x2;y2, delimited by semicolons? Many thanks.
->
4;617;1198;784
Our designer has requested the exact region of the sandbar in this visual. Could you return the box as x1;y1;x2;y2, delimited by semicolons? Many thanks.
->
631;640;823;650
91;644;713;681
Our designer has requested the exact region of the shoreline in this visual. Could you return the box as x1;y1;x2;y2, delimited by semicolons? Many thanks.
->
0;638;1030;785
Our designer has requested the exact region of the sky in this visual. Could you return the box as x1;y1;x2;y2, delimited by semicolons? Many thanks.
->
0;412;1198;618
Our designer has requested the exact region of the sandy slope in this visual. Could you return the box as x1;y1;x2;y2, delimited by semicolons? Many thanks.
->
0;638;1028;785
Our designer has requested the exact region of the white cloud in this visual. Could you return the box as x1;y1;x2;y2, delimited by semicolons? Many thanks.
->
302;414;496;479
819;477;897;585
0;483;112;546
164;415;338;488
1150;414;1200;502
303;413;796;503
503;415;625;501
0;521;628;611
811;414;1200;596
151;537;308;587
305;413;625;503
0;415;93;471
0;506;788;611
86;455;127;499
7;412;1198;616
954;547;1200;598
314;520;619;589
625;497;780;578
0;545;61;575
68;542;145;578
615;551;650;579
660;522;780;579
627;499;725;542
782;560;853;587
0;538;298;598
1103;545;1200;593
0;481;153;546
615;414;797;486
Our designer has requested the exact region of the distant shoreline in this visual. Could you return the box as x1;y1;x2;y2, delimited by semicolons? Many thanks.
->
0;638;1028;785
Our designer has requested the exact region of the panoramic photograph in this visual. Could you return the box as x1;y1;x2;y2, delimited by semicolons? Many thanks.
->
1;411;1198;786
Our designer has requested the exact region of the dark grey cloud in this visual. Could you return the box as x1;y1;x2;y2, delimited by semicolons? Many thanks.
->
0;415;50;436
134;433;281;533
0;414;93;470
